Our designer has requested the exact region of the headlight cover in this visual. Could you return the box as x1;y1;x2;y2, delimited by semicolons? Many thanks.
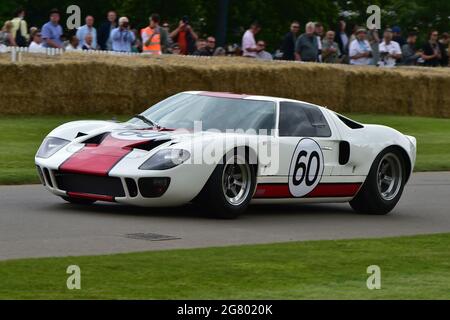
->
139;149;190;170
36;137;70;158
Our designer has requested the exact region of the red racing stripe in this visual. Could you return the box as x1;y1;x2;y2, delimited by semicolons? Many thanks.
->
67;192;114;202
254;183;362;199
59;134;147;176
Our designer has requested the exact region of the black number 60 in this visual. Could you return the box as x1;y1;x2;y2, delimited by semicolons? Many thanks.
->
293;150;320;187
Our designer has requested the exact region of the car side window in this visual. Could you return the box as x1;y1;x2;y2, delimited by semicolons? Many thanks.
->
278;102;332;137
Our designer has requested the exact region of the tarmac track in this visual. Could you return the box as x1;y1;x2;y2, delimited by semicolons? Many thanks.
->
0;172;449;260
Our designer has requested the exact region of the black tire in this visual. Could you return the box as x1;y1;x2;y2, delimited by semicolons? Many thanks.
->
350;147;407;215
61;196;96;205
197;149;256;219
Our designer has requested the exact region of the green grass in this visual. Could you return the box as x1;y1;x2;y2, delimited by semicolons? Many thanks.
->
0;233;449;299
0;114;449;185
349;114;450;172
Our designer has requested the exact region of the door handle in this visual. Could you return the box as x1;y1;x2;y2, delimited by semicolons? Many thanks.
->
321;146;333;151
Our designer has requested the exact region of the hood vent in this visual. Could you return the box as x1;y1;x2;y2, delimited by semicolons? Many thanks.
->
133;139;171;151
75;132;87;138
82;132;110;145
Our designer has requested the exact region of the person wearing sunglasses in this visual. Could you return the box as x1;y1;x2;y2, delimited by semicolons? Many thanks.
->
256;40;272;60
28;29;45;53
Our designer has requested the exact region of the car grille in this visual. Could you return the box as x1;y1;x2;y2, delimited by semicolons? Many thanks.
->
54;171;125;197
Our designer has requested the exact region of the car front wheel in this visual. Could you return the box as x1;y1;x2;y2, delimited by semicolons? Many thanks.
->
350;147;406;215
199;150;256;219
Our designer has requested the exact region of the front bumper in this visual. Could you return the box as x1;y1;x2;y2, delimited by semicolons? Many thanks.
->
35;160;214;207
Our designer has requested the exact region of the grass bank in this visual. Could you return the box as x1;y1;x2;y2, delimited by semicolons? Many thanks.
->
0;233;449;299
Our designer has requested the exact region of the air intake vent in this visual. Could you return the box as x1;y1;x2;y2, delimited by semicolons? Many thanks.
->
43;168;53;187
125;178;138;197
76;132;87;138
133;139;171;151
339;141;350;165
82;132;110;145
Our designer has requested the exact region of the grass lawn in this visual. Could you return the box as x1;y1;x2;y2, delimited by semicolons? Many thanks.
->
0;114;449;185
0;233;449;299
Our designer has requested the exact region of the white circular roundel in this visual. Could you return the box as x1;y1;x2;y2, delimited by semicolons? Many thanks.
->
288;138;324;197
111;130;166;141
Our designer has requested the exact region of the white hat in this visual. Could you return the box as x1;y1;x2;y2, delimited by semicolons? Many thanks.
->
119;17;129;24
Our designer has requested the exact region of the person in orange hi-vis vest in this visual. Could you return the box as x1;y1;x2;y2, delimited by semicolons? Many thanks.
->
141;13;162;54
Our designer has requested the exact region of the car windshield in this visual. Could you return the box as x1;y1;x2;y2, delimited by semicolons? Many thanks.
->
128;93;276;134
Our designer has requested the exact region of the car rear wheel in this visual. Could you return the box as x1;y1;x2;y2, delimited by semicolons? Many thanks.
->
61;196;96;205
199;150;256;219
350;148;406;215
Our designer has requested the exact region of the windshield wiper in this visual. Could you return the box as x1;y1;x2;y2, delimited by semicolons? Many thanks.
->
132;114;160;128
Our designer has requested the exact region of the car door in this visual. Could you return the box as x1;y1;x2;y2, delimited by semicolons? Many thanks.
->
274;101;341;197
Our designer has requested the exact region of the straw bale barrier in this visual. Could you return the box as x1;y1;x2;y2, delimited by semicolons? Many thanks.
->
0;52;449;117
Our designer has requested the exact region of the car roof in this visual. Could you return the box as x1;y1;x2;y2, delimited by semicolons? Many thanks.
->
183;91;328;110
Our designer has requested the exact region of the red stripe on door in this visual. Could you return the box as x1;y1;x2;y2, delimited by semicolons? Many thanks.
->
60;134;147;176
254;183;362;198
307;183;362;198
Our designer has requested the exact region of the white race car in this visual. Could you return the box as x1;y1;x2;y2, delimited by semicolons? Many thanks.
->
35;91;416;218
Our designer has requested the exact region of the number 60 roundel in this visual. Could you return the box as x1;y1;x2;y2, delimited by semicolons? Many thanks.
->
288;138;324;197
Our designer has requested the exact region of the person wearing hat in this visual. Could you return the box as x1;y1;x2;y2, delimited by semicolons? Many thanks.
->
392;26;406;47
110;16;135;52
378;28;402;67
349;28;372;65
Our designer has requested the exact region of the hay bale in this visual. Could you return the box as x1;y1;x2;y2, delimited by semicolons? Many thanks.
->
0;52;448;117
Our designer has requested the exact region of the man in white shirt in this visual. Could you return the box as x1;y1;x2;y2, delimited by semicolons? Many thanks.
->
378;28;402;67
28;31;45;53
242;22;261;57
349;28;372;65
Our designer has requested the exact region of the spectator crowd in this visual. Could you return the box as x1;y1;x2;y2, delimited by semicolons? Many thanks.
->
0;7;449;68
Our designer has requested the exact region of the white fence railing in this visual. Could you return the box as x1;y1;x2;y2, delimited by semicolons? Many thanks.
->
1;45;221;63
1;45;307;65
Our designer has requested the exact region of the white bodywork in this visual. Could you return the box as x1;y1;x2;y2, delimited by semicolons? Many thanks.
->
35;91;416;206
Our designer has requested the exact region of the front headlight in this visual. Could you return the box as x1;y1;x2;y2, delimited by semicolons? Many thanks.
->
139;149;190;170
36;137;70;158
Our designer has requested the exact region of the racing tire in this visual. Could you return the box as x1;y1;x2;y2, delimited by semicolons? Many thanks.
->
199;149;256;219
350;147;407;215
61;196;96;205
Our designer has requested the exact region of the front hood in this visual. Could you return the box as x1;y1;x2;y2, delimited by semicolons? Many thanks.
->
58;129;176;176
49;120;216;144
